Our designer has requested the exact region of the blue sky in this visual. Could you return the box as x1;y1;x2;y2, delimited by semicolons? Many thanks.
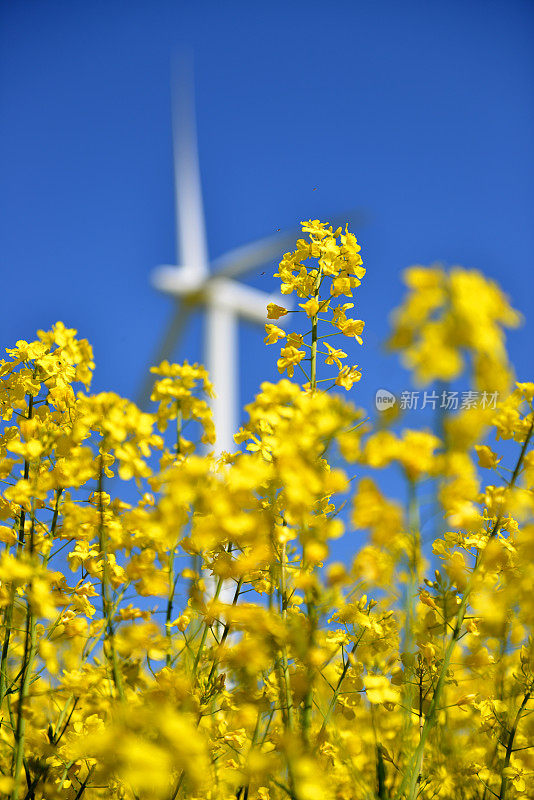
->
1;0;533;430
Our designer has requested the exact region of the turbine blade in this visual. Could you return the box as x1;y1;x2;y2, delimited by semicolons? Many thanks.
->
211;229;300;280
137;301;193;408
171;55;209;276
205;278;284;323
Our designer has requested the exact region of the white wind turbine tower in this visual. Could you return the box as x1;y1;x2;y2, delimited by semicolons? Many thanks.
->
140;70;297;454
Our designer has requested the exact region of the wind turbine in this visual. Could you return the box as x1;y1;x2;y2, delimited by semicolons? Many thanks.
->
140;71;297;454
141;66;365;455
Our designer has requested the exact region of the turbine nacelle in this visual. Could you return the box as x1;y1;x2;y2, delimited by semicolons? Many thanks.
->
151;264;207;296
152;265;290;323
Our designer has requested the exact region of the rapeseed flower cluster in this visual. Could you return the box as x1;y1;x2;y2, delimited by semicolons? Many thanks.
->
265;220;365;390
0;224;533;800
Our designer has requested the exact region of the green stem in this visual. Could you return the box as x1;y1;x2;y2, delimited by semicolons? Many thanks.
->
165;552;177;667
73;766;95;800
278;542;294;732
275;540;300;799
191;565;227;681
206;577;244;688
97;462;124;701
405;478;421;653
1;395;35;708
0;602;14;706
309;270;322;392
401;479;420;749
165;405;182;666
315;632;365;746
498;687;531;800
301;590;318;748
10;595;37;800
